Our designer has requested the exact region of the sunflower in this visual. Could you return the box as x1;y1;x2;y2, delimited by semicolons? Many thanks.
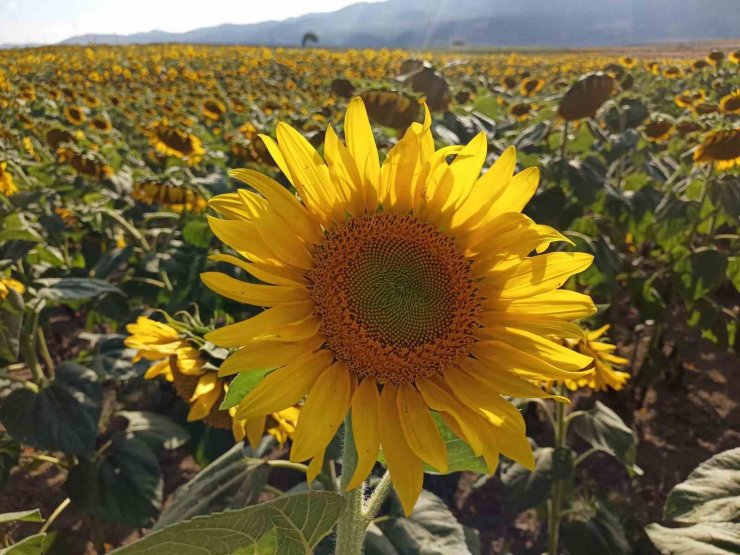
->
560;325;629;392
0;162;17;196
232;405;301;449
693;102;719;116
132;181;206;213
694;129;740;171
149;121;204;165
57;148;113;180
54;207;78;228
202;98;595;514
618;56;637;69
90;116;113;133
706;50;724;66
730;50;740;64
0;277;24;301
719;91;740;115
63;105;86;126
643;117;675;143
202;98;227;121
510;102;533;121
674;90;705;109
692;59;710;71
519;77;544;97
662;66;682;79
558;73;615;121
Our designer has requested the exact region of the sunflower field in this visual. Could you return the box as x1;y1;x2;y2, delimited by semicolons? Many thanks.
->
0;43;738;555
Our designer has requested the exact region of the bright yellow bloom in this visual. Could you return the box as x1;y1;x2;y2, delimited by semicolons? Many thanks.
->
203;98;595;514
0;277;24;301
561;325;630;392
694;129;740;171
0;162;17;196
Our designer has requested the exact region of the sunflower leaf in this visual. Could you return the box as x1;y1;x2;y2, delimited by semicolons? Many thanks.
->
113;492;345;555
219;369;274;410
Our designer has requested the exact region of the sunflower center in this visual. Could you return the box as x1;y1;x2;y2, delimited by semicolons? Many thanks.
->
308;213;481;384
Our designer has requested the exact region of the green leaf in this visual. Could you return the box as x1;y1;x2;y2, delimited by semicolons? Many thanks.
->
0;433;21;492
368;490;480;555
501;446;554;511
182;218;213;249
67;432;163;528
562;497;630;555
429;414;487;475
113;492;345;555
36;277;122;302
663;448;740;524
645;522;740;555
0;533;47;555
154;442;271;529
0;509;44;524
0;362;102;455
0;228;42;243
220;369;273;410
472;95;501;119
726;257;740;293
570;401;641;475
0;287;23;362
117;411;190;452
91;335;149;380
673;250;727;303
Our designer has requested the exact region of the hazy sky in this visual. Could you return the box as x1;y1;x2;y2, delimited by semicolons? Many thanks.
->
1;0;384;45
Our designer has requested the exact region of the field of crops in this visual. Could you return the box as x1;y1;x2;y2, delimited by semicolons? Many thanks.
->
0;44;738;555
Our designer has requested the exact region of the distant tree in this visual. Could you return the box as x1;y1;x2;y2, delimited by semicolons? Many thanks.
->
302;32;319;47
452;39;466;48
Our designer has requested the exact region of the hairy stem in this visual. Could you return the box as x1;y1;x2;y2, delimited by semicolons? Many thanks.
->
334;416;370;555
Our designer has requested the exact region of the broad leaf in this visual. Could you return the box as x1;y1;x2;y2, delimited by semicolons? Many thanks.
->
91;335;149;380
0;533;47;555
673;250;727;303
0;509;43;524
0;362;102;455
117;411;190;452
182;218;213;249
0;432;20;491
645;522;740;555
67;432;163;528
562;497;630;555
501;446;554;511
570;401;641;475
154;442;271;529
429;414;487;475
0;287;23;362
664;448;740;523
36;277;122;302
368;490;480;555
114;492;345;555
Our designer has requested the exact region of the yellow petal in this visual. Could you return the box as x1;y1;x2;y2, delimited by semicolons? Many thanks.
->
481;252;593;299
229;169;324;244
397;384;448;473
307;448;326;485
346;378;381;491
378;384;424;516
257;134;295;186
483;289;596;320
485;327;593;371
291;361;351;462
201;272;308;306
207;216;282;267
447;131;488;210
234;349;332;419
478;313;586;340
245;416;266;449
324;126;364;217
208;253;307;287
475;166;540;227
218;335;324;377
472;340;592;381
345;97;380;206
205;301;314;347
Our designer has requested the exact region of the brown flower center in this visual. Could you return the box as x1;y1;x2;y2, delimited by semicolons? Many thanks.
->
308;213;481;384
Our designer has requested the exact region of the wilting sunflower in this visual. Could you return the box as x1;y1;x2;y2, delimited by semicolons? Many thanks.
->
519;77;544;97
132;181;206;213
202;98;595;514
0;162;17;196
643;117;675;143
57;148;113;180
559;325;629;392
149;120;205;165
706;50;724;66
694;129;740;171
63;105;86;126
0;276;24;301
719;91;740;115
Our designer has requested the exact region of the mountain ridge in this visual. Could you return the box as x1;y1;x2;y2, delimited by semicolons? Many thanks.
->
55;0;740;48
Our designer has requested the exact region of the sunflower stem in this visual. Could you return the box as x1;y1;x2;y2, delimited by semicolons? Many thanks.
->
335;415;370;555
547;387;568;555
363;471;392;520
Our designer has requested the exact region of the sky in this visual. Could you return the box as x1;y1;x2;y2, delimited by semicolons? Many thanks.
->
0;0;384;45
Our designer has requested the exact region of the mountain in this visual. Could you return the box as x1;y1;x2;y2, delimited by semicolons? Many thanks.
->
58;0;740;48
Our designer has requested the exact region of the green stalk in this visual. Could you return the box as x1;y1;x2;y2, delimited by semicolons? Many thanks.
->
547;387;568;555
334;416;369;555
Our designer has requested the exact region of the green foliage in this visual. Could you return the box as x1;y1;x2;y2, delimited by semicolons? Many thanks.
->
0;362;102;455
114;492;345;555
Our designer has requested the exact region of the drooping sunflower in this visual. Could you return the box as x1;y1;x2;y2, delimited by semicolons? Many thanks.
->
558;325;630;392
694;129;740;171
706;49;724;66
202;98;595;514
643;117;675;143
149;120;205;165
0;162;17;196
0;276;24;301
132;181;206;213
719;91;740;115
63;105;86;126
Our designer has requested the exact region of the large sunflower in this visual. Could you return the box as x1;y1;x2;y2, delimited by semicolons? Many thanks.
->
203;98;595;514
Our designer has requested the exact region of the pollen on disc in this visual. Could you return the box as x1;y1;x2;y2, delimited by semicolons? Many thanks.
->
308;213;481;384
